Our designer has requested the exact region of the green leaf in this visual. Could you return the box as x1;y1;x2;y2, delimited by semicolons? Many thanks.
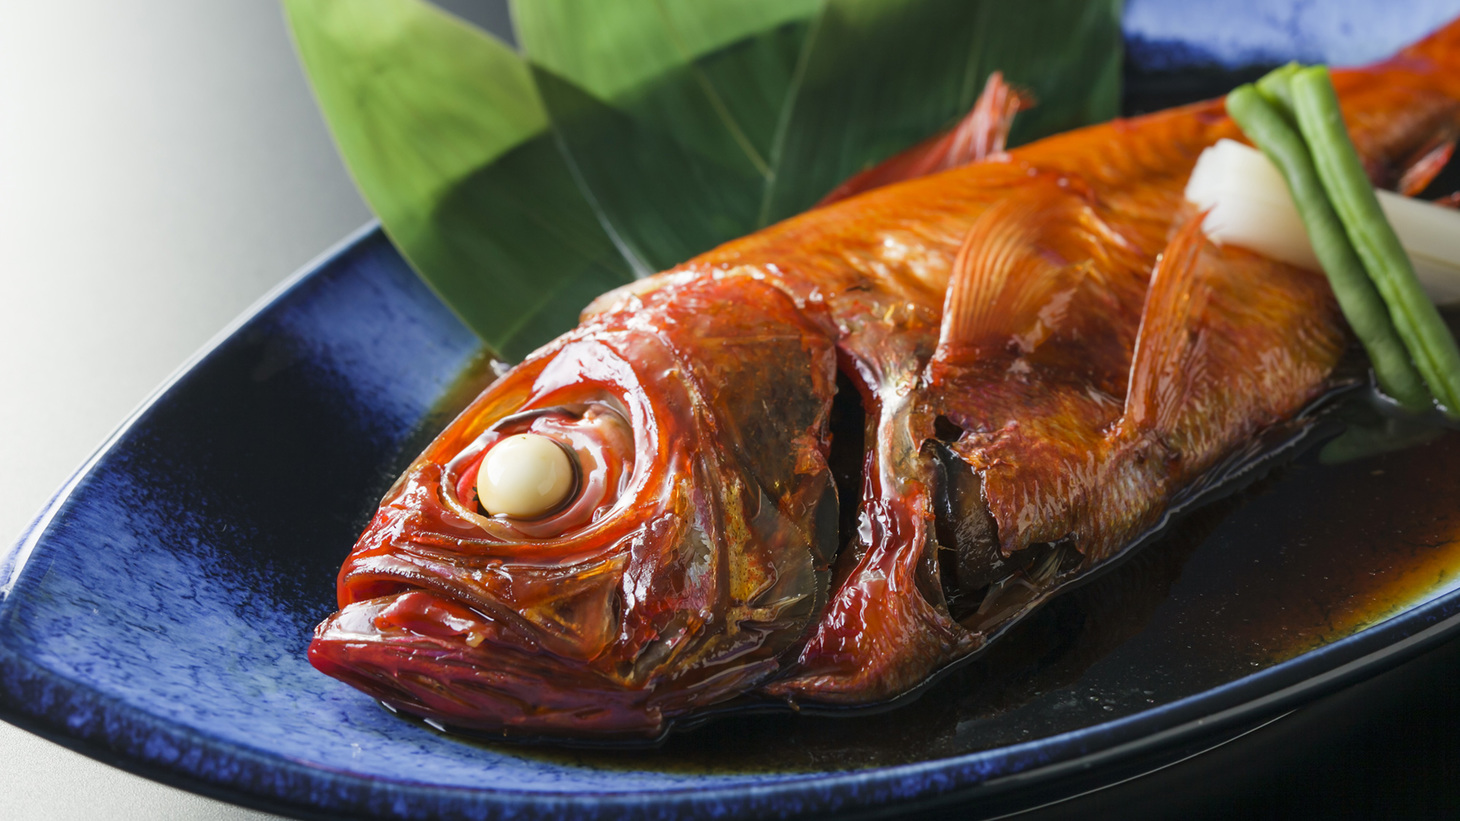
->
282;0;633;360
514;0;1124;266
513;0;821;272
513;0;822;99
285;0;1123;357
526;64;779;274
762;0;1124;224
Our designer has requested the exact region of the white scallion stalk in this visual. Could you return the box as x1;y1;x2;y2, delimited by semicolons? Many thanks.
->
1184;138;1460;305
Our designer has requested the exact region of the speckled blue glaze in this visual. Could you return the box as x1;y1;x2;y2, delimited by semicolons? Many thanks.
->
8;5;1460;819
1124;0;1460;70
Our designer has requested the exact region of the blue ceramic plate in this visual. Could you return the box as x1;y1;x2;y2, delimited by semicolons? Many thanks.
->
8;4;1460;819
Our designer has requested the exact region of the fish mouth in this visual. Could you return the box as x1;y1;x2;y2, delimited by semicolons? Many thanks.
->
309;589;675;738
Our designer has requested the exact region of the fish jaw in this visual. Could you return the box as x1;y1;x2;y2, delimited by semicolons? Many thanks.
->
309;272;841;738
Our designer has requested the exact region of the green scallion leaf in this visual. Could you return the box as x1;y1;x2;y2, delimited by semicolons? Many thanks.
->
1288;65;1460;417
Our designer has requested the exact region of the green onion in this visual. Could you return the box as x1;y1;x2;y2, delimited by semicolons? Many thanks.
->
1253;61;1300;115
1185;138;1460;305
1224;84;1433;411
1288;65;1460;417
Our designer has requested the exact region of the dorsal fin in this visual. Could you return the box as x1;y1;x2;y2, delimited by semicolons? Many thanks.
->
1123;215;1212;432
818;72;1032;206
930;178;1093;366
950;71;1030;159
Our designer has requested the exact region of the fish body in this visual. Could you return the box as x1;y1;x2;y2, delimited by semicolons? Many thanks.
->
310;21;1460;738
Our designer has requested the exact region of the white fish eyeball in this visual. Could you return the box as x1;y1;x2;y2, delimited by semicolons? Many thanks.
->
476;433;577;519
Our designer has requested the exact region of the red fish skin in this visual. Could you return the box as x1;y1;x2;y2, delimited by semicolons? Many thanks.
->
677;36;1460;703
312;273;843;736
310;21;1460;736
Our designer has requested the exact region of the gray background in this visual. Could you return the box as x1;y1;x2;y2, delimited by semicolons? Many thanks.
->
0;2;502;818
3;2;1460;819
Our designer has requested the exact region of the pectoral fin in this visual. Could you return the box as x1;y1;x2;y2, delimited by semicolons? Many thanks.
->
1122;215;1212;433
930;179;1096;369
1120;211;1346;469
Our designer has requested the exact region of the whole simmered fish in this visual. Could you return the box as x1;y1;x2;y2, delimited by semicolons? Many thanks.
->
310;21;1460;739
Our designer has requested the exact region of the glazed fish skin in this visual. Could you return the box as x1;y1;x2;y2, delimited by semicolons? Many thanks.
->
311;22;1460;736
310;272;842;735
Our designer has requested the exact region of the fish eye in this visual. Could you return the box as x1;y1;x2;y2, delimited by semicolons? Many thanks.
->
475;433;580;519
446;402;637;537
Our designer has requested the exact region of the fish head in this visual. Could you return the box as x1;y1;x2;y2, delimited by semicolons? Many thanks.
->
309;270;842;739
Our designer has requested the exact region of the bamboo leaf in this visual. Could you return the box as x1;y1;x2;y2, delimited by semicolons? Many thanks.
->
527;64;775;274
513;0;825;183
513;0;821;272
762;0;1125;224
282;0;633;360
285;0;1122;357
514;0;1124;269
